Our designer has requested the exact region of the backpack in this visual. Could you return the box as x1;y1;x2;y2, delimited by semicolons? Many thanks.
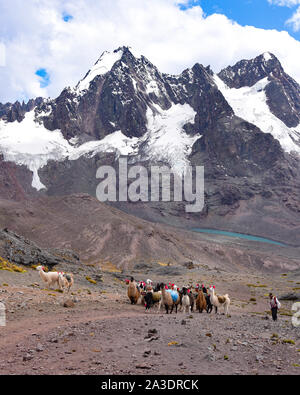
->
271;297;281;309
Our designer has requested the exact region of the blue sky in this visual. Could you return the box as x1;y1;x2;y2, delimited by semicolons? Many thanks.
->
62;12;73;23
180;0;300;40
35;68;50;88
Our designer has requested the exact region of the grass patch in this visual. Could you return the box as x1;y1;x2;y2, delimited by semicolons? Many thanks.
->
100;261;122;273
279;309;293;317
86;276;97;285
157;262;171;267
250;312;265;316
168;341;179;346
282;339;295;345
0;256;27;273
247;284;267;288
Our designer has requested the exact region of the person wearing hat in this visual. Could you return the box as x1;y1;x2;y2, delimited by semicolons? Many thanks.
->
269;293;281;321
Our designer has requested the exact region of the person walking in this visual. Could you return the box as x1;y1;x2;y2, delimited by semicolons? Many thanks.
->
269;293;281;321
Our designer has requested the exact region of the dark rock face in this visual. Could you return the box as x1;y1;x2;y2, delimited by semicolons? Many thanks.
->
0;228;80;268
218;53;282;89
35;47;163;141
165;63;234;133
33;47;233;142
265;77;300;128
0;155;38;201
0;98;43;122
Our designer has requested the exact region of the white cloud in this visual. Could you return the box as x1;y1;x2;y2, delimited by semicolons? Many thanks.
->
1;0;300;103
0;42;5;67
286;6;300;30
268;0;300;6
268;0;300;31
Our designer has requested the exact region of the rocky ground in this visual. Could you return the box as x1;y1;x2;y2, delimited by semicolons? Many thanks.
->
0;259;300;376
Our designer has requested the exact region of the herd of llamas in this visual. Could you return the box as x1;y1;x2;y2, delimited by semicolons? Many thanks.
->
35;266;230;316
126;277;231;316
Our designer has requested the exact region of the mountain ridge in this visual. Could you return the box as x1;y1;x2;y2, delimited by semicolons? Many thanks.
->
0;47;299;245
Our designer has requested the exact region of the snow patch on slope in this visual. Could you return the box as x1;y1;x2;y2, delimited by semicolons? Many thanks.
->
76;50;123;92
0;111;138;190
214;75;300;154
141;103;201;174
263;52;272;62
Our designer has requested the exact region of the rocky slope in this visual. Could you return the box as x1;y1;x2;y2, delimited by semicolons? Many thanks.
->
0;194;299;272
0;228;79;268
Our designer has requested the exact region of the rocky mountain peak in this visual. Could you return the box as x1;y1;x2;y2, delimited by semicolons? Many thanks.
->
217;52;300;130
218;52;283;89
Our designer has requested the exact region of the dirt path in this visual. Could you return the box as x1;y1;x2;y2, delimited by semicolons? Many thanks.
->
1;295;300;375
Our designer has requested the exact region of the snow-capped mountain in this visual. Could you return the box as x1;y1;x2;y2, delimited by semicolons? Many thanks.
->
216;52;300;153
0;47;300;243
0;47;231;188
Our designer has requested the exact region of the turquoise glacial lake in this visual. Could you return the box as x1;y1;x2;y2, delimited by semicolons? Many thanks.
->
192;228;287;247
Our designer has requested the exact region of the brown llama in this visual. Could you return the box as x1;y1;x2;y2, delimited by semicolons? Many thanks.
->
127;277;141;305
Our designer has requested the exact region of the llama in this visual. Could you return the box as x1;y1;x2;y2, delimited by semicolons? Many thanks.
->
196;288;207;313
208;286;230;315
188;287;195;312
144;291;162;312
180;287;191;314
58;272;74;293
145;279;153;293
159;283;180;314
36;266;61;289
196;284;213;313
127;277;141;305
179;287;194;313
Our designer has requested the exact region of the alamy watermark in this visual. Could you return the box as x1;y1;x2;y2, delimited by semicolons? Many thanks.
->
96;158;204;213
291;302;300;328
0;42;6;67
0;302;6;327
